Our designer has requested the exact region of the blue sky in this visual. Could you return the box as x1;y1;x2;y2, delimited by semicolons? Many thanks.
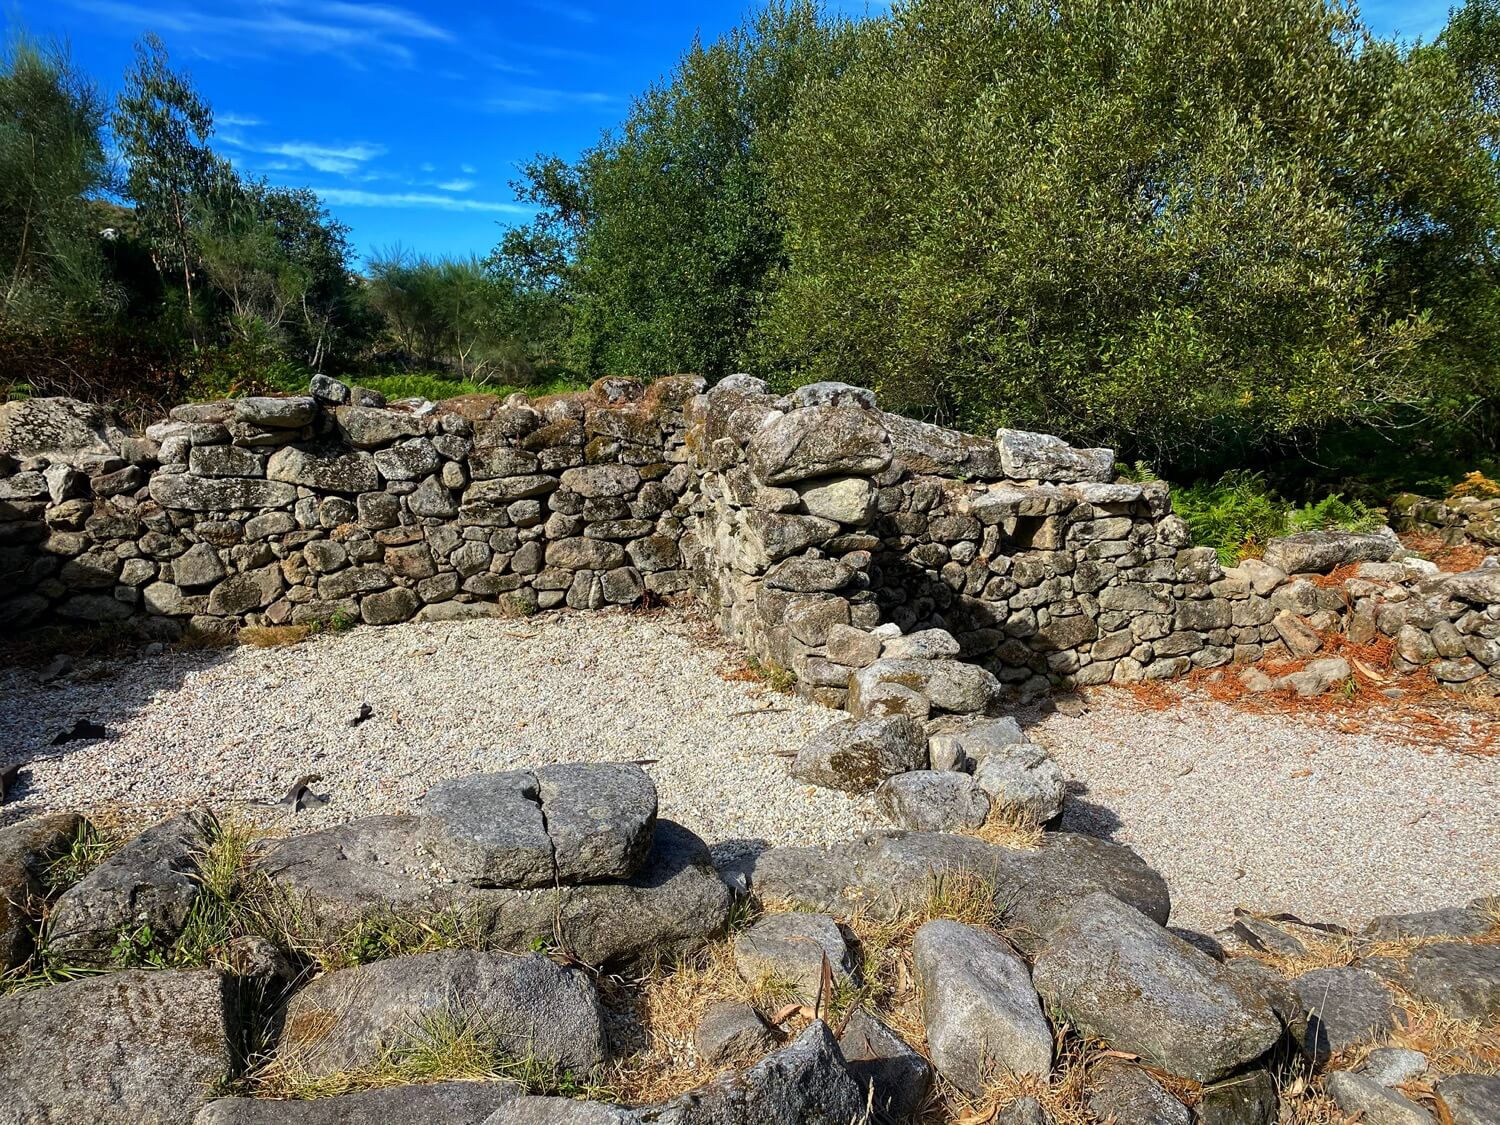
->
9;0;1456;267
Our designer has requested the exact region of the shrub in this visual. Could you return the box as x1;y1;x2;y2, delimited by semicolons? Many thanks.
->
1173;471;1385;564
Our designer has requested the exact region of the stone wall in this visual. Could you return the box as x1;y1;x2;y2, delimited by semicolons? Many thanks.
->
4;372;1500;701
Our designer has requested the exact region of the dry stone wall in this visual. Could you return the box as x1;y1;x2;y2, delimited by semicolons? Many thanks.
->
4;373;1500;703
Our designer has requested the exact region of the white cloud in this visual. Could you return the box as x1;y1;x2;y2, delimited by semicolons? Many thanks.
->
435;179;476;192
488;86;613;114
315;188;531;214
217;112;263;127
221;135;386;176
65;0;452;66
461;163;477;174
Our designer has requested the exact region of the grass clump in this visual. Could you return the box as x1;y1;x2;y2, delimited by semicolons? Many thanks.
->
257;1007;611;1101
1173;471;1386;564
744;656;797;694
43;820;120;893
238;624;316;648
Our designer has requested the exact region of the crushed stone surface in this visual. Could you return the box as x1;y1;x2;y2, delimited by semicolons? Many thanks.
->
1030;691;1500;935
0;609;876;855
2;608;1495;933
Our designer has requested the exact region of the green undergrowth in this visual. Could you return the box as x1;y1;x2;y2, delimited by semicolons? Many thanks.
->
1170;470;1386;565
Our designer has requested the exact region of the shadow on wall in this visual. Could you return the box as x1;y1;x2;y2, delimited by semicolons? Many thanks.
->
0;644;237;828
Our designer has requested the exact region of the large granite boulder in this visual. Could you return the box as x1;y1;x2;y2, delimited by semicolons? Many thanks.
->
849;659;1003;716
790;715;926;794
47;810;213;964
745;406;892;485
875;770;992;831
0;397;129;463
277;950;606;1082
737;829;1170;956
913;919;1052;1094
1390;942;1500;1021
0;812;83;970
0;968;238;1124
195;1081;520;1124
260;817;730;970
1032;892;1281;1082
1261;530;1398;575
996;429;1113;483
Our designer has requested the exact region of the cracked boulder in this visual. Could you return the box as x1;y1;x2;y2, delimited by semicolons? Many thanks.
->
278;950;607;1082
418;763;657;887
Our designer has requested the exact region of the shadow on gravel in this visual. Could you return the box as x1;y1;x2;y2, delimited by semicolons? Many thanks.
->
0;641;237;827
1056;782;1126;842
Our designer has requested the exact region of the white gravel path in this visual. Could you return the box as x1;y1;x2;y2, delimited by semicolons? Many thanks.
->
2;609;1494;933
1030;691;1500;934
0;609;879;853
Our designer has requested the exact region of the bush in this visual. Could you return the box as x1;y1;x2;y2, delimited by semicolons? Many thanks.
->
1173;471;1384;564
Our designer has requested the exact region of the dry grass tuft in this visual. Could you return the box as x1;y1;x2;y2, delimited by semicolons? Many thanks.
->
605;938;769;1105
949;1029;1101;1125
968;808;1043;851
1234;934;1358;978
239;624;315;648
1389;999;1500;1077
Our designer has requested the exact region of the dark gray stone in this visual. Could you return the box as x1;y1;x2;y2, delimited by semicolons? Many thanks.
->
791;715;927;794
650;1021;866;1124
913;919;1051;1094
0;968;237;1124
194;1081;519;1124
732;911;856;1006
0;812;83;970
763;556;853;593
1293;967;1396;1061
1394;942;1500;1021
535;762;657;883
1087;1059;1193;1125
47;810;212;964
837;1008;932;1124
360;586;419;625
1198;1069;1279;1125
418;770;555;888
1325;1071;1430;1125
260;817;729;970
149;473;296;511
1436;1073;1500;1125
740;829;1170;956
1032;892;1281;1082
694;1001;776;1066
235;395;316;427
875;770;991;831
277;950;606;1081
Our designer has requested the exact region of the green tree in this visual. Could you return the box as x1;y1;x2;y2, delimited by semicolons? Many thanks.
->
113;33;217;333
504;0;853;379
0;31;113;325
755;0;1500;468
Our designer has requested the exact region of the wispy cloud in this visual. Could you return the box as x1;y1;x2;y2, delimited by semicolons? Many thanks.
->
461;163;477;175
488;86;613;114
221;134;386;175
64;0;452;66
524;1;596;26
315;188;530;214
435;179;476;192
217;112;263;127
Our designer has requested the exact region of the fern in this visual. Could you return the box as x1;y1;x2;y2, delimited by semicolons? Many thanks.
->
1172;472;1387;565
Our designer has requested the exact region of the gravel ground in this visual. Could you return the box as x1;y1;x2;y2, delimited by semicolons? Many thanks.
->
2;608;1494;933
0;609;878;854
1031;692;1500;935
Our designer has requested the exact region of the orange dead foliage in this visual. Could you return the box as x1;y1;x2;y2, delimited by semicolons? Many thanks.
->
1109;630;1499;756
1399;531;1490;575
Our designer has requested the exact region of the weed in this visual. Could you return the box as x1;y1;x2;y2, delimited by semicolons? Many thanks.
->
239;624;315;648
43;821;119;893
968;807;1044;850
328;609;358;632
744;656;796;694
1448;471;1500;501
